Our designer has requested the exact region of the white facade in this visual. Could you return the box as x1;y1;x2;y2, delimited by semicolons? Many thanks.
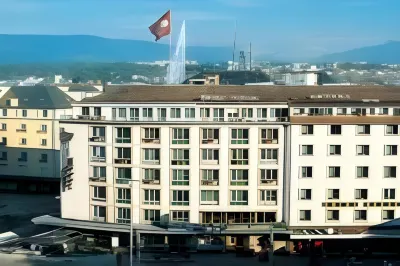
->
60;103;289;226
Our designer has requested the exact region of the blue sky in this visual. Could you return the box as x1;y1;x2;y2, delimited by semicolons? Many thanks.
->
1;0;399;58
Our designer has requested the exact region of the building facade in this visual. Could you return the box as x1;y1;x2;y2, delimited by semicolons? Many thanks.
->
0;85;73;193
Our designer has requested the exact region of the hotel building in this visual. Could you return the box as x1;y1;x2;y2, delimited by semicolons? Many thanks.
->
0;85;73;193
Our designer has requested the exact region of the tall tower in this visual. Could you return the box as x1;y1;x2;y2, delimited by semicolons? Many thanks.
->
239;51;246;71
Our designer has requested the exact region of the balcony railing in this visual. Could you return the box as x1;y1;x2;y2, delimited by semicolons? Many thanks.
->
36;130;47;134
91;156;106;162
260;179;278;185
259;201;277;206
114;158;131;164
142;138;160;144
200;201;219;205
261;139;278;144
142;160;160;165
92;217;106;222
171;201;189;206
201;139;219;144
116;199;131;204
89;136;105;142
60;115;73;120
116;219;131;224
142;179;160;184
143;201;160;205
89;176;106;182
260;160;278;165
230;160;248;165
201;180;219;186
16;129;26;132
230;180;248;186
171;160;189;165
77;115;105;120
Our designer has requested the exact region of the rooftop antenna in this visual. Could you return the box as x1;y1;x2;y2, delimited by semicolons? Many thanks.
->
232;20;237;71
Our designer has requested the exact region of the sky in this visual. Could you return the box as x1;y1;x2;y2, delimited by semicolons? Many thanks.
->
0;0;399;58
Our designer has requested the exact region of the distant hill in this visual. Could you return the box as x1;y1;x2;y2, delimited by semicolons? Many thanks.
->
318;41;400;64
0;34;232;64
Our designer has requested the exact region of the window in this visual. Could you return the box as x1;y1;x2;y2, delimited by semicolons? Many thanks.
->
356;166;369;178
116;148;131;159
118;108;126;118
301;125;313;135
172;128;189;144
301;167;313;178
172;169;189;185
116;168;131;184
91;146;106;161
394;108;400;116
93;186;106;200
144;210;160;222
201;128;219;143
185;108;195;118
82;107;89;116
171;211;189;222
201;170;219;184
170;108;181;118
200;108;210;118
370;108;376;115
171;149;190;165
19;152;27;162
293;108;305;115
230;190;248;205
355;189;368;200
171;190;189;206
384;166;397;178
260;149;278;161
1;123;6;130
130;108;139;121
143;149;160;163
201;149;219;163
329;145;341;155
39;154;48;163
301;145;313;155
142;108;153;119
20;124;26;130
2;109;7;116
39;125;47;132
386;125;399;135
157;108;167;121
355;210;367;221
242;108;253;118
330;125;341;135
385;145;398;156
213;108;224;121
328;166;340;178
231;129;249;144
201;191;219;205
143;128;160;140
257;108;268;118
94;107;101;116
143;169;160;182
337;108;347;115
378;108;388;115
356;125;370;135
383;210;394;220
93;206;106;220
0;152;7;160
116;208;131;224
356;145;369;155
93;166;106;178
20;138;27;145
384;189;396;200
91;127;105;139
143;189;160;205
309;108;332;116
0;137;6;145
260;128;278;144
351;108;366;115
116;128;131;143
327;210;339;221
300;210;311;221
259;190;277;205
327;189;340;200
270;108;289;117
116;188;131;204
231;169;248;185
260;169;278;184
22;110;27;117
230;149;249;165
299;189;312;200
40;139;47;146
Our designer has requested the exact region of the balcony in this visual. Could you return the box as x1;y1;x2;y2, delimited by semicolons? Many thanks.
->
200;201;219;205
92;217;106;222
171;201;189;206
143;201;160;205
89;136;105;142
16;129;26;132
77;115;105;121
259;201;277;206
142;160;160;165
115;138;131;144
89;176;106;182
230;180;248;186
260;179;278;186
171;160;189;166
260;160;278;165
201;180;219;186
201;139;219;144
142;179;160;185
142;117;154;122
91;156;106;162
60;115;73;120
261;139;278;144
116;199;131;204
142;138;160;144
36;130;47;134
114;158;131;164
230;160;248;165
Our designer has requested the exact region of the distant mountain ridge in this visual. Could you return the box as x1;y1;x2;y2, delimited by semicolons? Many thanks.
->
317;41;400;64
0;34;232;64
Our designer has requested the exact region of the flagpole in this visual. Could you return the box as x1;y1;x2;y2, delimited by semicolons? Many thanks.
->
169;10;172;84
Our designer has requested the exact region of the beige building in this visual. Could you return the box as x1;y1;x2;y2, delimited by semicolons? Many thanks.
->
0;85;73;193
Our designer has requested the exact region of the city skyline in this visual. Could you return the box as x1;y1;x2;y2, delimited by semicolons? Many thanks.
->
0;0;399;58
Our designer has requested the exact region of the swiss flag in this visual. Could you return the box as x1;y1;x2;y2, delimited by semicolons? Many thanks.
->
149;10;171;41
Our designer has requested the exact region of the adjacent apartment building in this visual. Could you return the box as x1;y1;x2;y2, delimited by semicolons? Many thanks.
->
59;85;400;235
0;85;73;193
